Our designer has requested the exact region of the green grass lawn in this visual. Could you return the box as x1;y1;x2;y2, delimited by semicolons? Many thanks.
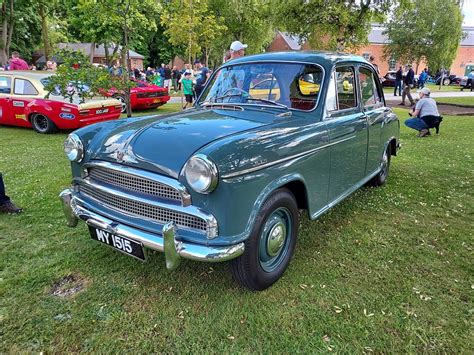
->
384;83;462;95
435;97;474;106
0;109;473;352
120;103;182;119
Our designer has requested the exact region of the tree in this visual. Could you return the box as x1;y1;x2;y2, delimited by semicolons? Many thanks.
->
384;0;464;74
0;0;14;65
43;49;132;103
161;0;226;65
273;0;401;51
208;0;275;64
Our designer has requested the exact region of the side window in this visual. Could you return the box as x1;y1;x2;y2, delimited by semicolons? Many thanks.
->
359;67;377;107
14;78;38;95
335;66;357;110
0;76;11;94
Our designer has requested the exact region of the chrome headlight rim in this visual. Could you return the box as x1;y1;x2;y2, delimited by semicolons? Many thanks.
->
64;133;84;163
184;154;219;194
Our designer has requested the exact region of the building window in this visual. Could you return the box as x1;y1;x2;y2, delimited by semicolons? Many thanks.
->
362;53;371;60
389;56;397;71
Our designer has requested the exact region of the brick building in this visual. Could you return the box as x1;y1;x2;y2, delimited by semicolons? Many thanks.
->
35;43;145;70
267;25;474;76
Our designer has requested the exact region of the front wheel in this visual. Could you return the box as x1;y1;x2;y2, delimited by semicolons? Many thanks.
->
31;113;57;134
368;144;391;187
231;188;299;291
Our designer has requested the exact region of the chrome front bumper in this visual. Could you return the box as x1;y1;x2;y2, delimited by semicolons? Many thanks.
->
59;189;244;270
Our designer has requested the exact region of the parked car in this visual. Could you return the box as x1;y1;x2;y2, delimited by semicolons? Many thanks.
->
105;79;170;113
60;52;400;290
0;71;122;133
381;71;419;88
459;76;473;91
435;74;461;86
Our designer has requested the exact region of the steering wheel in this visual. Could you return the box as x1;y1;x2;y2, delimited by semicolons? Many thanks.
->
221;87;252;101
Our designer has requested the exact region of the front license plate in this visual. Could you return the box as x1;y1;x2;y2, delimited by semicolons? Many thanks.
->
153;99;160;103
96;108;109;114
89;227;145;261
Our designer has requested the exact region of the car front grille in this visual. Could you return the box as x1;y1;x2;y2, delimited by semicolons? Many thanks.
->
80;184;208;233
88;166;182;203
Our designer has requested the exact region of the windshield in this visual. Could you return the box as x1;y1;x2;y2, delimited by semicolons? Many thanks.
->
199;62;323;111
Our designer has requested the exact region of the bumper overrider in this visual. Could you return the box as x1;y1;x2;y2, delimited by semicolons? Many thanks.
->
59;189;244;270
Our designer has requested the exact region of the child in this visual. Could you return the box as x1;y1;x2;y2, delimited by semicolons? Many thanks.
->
181;71;194;109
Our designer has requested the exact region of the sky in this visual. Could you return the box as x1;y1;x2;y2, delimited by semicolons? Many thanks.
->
463;0;474;26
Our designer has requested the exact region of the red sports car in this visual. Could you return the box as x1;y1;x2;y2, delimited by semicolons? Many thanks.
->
0;71;122;133
106;80;171;113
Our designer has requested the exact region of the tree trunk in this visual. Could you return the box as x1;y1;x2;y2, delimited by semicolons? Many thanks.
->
90;42;95;64
0;0;14;66
104;42;109;66
123;9;132;118
39;4;50;61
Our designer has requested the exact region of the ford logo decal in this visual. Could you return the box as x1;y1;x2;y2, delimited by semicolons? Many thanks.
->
59;112;75;120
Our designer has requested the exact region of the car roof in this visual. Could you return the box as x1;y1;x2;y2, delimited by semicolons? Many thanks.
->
223;51;370;68
0;71;52;80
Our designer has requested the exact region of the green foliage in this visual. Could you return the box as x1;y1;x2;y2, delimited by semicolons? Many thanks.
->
43;49;131;103
66;0;159;65
273;0;399;51
161;0;227;65
208;0;275;58
384;0;464;71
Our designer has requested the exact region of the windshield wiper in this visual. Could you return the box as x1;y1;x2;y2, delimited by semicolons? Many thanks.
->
245;97;289;110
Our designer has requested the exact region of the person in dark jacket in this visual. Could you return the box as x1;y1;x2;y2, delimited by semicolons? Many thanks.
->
394;66;403;96
0;173;22;214
400;64;415;106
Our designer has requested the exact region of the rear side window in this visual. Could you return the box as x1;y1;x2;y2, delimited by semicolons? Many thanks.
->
0;76;11;94
14;78;38;95
335;66;357;109
359;67;381;108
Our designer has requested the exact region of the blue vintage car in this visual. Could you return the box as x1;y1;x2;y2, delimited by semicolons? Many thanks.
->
60;52;400;290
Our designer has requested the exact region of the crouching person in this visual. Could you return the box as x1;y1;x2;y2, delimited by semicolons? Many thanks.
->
0;173;22;214
405;88;442;137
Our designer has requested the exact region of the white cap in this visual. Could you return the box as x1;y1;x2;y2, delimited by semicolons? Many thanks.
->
417;87;430;96
230;41;248;52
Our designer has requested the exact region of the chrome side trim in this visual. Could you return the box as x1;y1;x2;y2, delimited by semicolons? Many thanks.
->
84;161;192;207
76;178;218;239
221;135;356;179
59;189;244;268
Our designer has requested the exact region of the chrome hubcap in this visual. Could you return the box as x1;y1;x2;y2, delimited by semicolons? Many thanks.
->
259;207;292;273
267;222;286;257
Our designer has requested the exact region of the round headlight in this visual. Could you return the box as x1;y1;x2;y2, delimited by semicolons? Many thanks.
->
184;154;218;194
64;133;84;162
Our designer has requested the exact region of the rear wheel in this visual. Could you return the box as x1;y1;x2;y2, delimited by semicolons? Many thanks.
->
231;188;299;291
113;95;127;113
368;144;391;187
31;113;57;134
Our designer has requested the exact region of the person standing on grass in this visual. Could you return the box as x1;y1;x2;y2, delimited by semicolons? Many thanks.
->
369;55;380;75
0;173;22;214
405;87;440;138
181;71;194;110
171;66;180;93
400;64;415;106
163;65;172;90
418;68;428;88
394;66;403;96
